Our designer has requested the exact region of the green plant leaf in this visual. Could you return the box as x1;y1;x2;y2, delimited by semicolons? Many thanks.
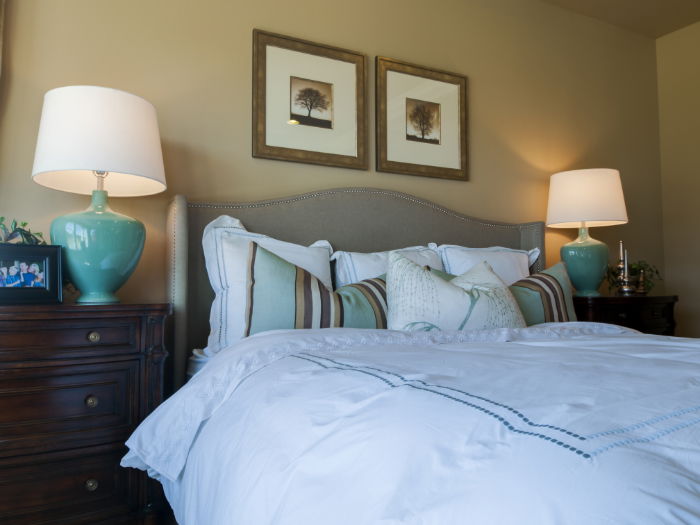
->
0;219;48;245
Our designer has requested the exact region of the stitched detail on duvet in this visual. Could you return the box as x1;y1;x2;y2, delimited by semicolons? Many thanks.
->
291;352;700;459
291;353;592;459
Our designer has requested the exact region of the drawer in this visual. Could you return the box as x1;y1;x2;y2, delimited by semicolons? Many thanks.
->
0;360;139;457
601;309;639;324
0;318;139;359
640;303;672;322
0;445;137;524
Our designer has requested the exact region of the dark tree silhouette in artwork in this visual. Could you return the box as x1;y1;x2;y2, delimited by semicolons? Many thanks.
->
294;88;329;117
408;103;435;139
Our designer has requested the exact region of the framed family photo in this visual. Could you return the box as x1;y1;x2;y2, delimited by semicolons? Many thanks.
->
252;29;368;170
376;57;468;180
0;244;62;305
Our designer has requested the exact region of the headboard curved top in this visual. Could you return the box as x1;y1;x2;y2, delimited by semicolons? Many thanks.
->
167;187;545;387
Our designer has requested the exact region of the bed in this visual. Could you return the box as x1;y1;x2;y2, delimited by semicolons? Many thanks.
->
123;188;700;524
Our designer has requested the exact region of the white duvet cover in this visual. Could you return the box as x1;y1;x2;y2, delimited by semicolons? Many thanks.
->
122;324;700;525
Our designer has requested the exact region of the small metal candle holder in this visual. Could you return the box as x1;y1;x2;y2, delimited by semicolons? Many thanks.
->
619;275;637;296
618;246;636;296
636;269;647;295
615;240;625;289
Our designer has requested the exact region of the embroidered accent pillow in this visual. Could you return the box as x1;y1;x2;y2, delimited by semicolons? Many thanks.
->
387;252;525;332
246;243;387;336
509;262;577;325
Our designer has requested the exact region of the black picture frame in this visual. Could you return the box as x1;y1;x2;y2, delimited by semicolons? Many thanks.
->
0;244;62;305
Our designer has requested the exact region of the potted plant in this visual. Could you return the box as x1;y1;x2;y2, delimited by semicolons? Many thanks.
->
606;260;662;295
0;217;46;245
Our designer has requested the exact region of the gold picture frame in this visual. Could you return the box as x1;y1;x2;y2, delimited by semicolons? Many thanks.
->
253;30;368;170
376;57;468;180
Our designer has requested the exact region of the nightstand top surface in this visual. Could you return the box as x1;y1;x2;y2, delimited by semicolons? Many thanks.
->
0;303;171;318
574;295;678;304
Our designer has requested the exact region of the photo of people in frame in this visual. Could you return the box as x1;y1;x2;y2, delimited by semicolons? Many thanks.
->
0;257;46;288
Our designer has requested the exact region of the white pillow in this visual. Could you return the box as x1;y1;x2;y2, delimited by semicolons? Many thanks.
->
437;245;540;285
387;252;525;331
331;245;442;288
202;216;332;353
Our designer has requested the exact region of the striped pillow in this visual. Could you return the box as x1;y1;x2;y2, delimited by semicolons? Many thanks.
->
245;243;387;336
508;263;577;325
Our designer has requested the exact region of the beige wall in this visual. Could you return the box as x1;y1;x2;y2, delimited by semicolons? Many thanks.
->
657;21;700;337
0;0;664;304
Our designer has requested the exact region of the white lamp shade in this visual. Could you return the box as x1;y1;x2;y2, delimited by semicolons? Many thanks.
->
546;168;628;228
32;86;166;196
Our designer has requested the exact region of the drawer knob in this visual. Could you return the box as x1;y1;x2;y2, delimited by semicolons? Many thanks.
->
85;478;99;492
85;395;99;409
87;331;101;343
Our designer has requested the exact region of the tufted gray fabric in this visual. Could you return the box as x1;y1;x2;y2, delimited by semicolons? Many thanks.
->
167;188;545;388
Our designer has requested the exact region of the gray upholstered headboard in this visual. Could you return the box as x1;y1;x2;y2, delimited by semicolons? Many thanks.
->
167;187;545;388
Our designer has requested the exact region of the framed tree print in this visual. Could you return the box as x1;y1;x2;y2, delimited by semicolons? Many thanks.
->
253;30;368;170
376;57;468;180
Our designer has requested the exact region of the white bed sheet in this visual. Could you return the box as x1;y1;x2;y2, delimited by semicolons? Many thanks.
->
122;324;700;524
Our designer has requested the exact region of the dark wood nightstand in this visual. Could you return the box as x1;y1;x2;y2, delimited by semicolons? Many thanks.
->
0;303;171;525
574;295;678;335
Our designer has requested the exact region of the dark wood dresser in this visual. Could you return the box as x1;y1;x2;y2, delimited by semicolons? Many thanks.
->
0;303;171;524
574;295;678;335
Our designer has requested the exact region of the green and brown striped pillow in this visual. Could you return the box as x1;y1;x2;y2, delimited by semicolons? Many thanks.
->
245;243;387;336
508;262;577;325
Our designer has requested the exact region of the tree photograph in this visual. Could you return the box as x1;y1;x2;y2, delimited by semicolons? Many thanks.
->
290;77;333;129
405;98;441;144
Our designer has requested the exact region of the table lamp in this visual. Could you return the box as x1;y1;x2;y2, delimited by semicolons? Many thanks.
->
546;168;627;296
32;85;166;304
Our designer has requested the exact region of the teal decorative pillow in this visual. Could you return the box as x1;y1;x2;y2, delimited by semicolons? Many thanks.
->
245;243;386;336
386;252;526;332
508;262;577;325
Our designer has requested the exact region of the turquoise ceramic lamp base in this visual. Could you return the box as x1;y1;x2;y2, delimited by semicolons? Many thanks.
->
50;190;145;304
560;226;609;297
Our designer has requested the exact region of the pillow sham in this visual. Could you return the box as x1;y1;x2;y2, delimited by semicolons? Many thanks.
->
331;245;442;288
387;252;525;332
509;262;577;326
437;245;541;285
246;243;387;335
202;215;333;353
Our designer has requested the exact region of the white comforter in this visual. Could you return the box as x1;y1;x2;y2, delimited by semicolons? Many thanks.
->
122;323;700;524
